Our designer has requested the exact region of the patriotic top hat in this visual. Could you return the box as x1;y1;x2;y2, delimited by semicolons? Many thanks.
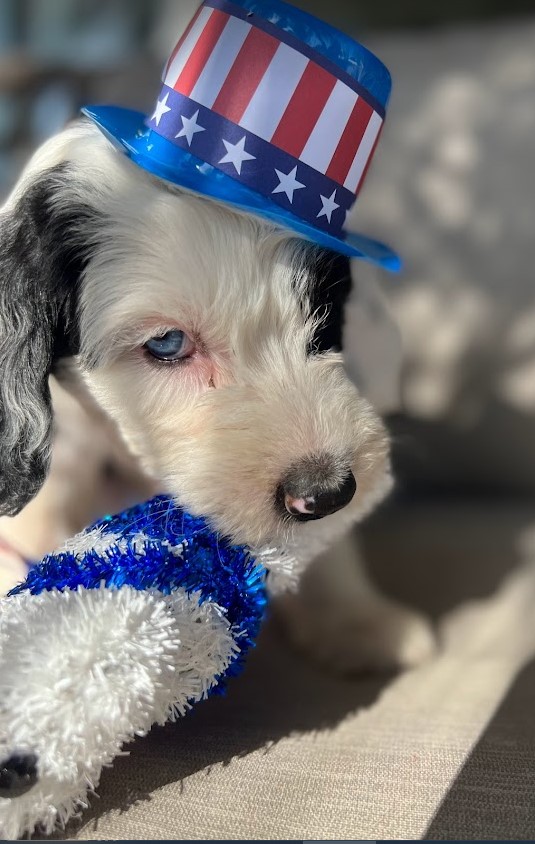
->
83;0;399;269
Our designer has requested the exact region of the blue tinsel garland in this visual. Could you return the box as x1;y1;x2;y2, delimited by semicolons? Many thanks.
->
9;495;268;691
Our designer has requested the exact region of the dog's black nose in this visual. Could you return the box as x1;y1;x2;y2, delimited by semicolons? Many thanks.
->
0;752;39;798
276;459;356;521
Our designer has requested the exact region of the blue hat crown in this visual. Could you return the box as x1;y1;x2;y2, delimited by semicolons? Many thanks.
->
83;0;399;269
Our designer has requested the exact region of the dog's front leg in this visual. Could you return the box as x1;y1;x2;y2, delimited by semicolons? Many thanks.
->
274;531;436;674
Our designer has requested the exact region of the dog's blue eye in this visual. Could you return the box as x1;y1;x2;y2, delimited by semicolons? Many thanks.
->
144;330;194;362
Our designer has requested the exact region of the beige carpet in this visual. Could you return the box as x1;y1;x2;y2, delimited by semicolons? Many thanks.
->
28;496;535;840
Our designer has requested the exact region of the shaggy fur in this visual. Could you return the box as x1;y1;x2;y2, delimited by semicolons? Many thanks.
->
0;122;390;546
0;120;434;673
0;164;97;514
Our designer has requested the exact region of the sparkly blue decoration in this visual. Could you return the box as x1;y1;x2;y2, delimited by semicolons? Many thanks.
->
9;495;267;691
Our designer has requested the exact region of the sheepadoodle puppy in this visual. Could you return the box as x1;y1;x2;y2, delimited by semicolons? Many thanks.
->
0;121;434;672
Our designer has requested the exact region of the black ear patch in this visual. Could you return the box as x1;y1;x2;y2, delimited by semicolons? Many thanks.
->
306;251;352;354
0;163;99;515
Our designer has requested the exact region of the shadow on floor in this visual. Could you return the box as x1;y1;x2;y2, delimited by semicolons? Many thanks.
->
361;493;535;619
424;656;535;840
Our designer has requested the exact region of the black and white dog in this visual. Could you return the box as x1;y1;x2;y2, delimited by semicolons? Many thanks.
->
0;120;434;672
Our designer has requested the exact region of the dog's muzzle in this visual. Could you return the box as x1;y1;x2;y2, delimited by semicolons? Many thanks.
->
276;457;356;522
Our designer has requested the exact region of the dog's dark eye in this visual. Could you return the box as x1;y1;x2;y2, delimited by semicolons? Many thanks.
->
144;330;194;362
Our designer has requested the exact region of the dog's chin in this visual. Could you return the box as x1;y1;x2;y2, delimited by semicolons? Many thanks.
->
168;469;392;594
251;506;361;594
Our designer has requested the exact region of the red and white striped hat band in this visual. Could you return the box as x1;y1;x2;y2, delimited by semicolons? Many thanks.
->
148;0;386;239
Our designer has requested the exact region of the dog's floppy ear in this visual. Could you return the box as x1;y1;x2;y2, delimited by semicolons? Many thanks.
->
308;251;353;354
308;250;402;414
0;160;98;516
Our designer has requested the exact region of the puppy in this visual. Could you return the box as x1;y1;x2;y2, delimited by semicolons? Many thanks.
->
0;121;434;672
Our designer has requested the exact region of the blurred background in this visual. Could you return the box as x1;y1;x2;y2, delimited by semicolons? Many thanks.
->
1;0;534;503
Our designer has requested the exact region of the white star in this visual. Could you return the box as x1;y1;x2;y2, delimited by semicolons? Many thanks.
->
150;93;171;127
218;136;255;175
317;189;340;223
272;166;306;203
175;109;205;146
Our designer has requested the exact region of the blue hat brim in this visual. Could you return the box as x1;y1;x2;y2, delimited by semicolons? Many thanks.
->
83;105;401;272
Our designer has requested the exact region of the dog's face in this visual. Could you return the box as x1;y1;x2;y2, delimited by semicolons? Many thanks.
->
0;123;391;552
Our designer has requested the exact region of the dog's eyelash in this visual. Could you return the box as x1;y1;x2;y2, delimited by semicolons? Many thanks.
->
141;349;193;368
137;327;185;346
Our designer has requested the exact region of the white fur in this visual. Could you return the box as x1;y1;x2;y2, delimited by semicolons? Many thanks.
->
0;581;236;839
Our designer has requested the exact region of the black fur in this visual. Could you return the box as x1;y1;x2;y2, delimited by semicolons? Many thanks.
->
307;251;352;354
0;164;98;516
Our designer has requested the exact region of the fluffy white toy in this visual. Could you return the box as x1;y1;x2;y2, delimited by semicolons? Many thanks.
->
0;495;267;839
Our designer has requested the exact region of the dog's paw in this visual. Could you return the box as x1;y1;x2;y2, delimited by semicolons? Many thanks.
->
278;592;437;675
330;599;437;674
